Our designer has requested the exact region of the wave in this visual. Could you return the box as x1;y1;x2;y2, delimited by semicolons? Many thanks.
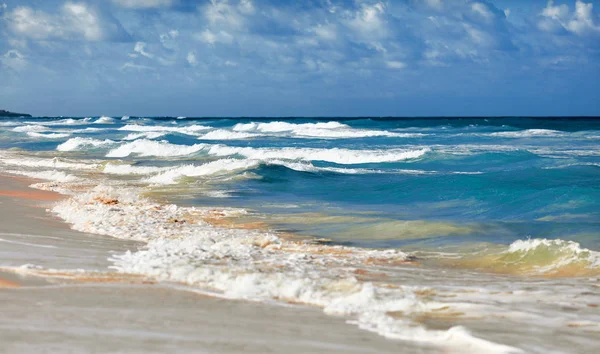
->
5;169;80;182
122;132;167;140
0;153;99;171
93;116;116;124
489;129;563;138
453;238;600;277
207;145;430;164
232;121;423;139
27;132;71;139
198;129;259;140
13;124;49;133
106;139;207;157
102;139;430;164
121;116;130;121
144;159;262;184
118;124;210;136
46;185;519;353
57;137;117;152
102;163;168;175
24;118;92;126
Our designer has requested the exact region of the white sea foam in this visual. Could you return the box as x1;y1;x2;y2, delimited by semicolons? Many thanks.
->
102;163;168;175
43;185;523;353
57;137;117;152
231;121;421;139
106;139;207;157
118;124;210;136
25;118;92;126
0;153;100;171
27;132;71;139
70;127;105;133
121;116;130;121
0;121;20;127
207;145;430;164
122;132;167;140
505;238;600;271
199;130;259;140
489;129;563;138
93;116;115;124
144;159;262;184
13;125;49;133
5;169;80;182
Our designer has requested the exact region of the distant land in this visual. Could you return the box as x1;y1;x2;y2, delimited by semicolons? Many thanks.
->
0;110;32;118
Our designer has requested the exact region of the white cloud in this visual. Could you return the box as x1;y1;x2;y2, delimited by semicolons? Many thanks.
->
5;3;127;41
347;2;387;39
1;49;27;71
312;23;337;41
111;0;173;9
568;0;600;35
187;52;198;67
194;29;233;45
238;0;255;15
471;2;495;23
63;2;104;41
121;62;154;71
134;42;153;58
204;0;246;29
386;60;406;69
422;0;444;11
539;0;600;36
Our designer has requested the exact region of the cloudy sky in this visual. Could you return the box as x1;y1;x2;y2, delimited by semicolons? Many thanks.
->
1;0;599;117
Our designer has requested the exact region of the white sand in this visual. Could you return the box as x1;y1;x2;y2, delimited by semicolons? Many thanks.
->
0;176;409;353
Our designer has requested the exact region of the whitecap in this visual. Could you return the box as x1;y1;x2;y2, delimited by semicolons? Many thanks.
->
232;121;422;139
57;137;116;152
207;145;430;164
106;139;207;157
489;129;563;138
26;132;71;139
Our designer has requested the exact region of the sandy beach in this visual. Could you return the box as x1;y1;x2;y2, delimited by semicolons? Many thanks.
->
0;175;409;353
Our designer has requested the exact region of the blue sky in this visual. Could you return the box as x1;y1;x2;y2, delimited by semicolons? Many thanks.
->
0;0;599;117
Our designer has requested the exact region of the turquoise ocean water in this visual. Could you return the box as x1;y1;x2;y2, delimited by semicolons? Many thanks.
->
1;116;599;353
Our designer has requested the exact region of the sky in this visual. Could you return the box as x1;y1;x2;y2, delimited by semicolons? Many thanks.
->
0;0;599;117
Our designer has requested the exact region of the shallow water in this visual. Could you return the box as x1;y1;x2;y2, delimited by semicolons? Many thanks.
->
1;116;599;353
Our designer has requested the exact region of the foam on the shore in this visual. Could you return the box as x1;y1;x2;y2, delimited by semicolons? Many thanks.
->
41;184;522;353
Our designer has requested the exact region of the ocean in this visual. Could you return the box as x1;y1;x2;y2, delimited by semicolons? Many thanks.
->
1;116;599;353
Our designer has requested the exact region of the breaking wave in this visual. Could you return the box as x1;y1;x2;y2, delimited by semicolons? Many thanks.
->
207;145;430;164
93;116;116;124
106;139;207;157
102;139;429;164
489;129;563;138
57;137;117;152
43;185;520;353
453;238;600;277
118;124;210;136
27;132;71;139
232;121;423;139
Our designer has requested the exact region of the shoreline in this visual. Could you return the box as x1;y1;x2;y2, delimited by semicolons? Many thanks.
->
0;173;407;353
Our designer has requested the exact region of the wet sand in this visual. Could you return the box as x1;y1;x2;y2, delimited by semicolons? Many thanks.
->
0;175;411;353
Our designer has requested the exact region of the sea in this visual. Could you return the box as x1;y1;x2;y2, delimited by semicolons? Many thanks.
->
1;116;599;353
